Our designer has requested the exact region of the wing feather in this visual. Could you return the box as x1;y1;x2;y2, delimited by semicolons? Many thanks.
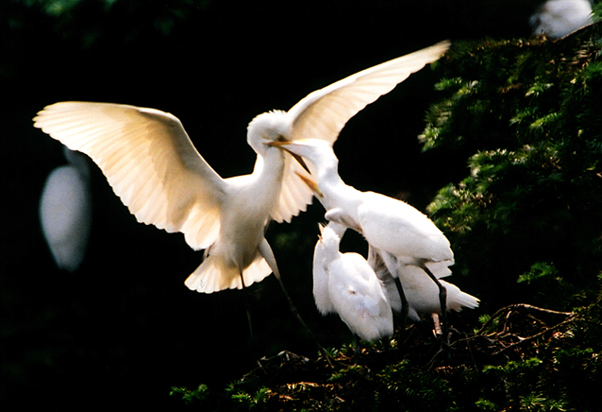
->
270;153;314;222
287;40;450;144
33;101;225;250
359;191;454;264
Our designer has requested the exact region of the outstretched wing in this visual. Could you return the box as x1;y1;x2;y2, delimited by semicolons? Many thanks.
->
34;102;225;250
271;41;450;222
287;40;450;145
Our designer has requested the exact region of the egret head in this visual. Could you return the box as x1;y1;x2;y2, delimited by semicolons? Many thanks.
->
247;110;291;155
318;223;341;260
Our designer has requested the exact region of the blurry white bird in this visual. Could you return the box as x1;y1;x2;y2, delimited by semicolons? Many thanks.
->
313;223;393;345
368;248;478;327
39;146;92;272
269;139;457;333
33;40;449;294
530;0;593;39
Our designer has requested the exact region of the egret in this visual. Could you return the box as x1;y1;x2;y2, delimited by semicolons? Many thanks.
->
39;146;92;272
530;0;592;39
313;223;393;352
32;39;449;296
269;138;459;336
34;103;310;295
312;223;338;317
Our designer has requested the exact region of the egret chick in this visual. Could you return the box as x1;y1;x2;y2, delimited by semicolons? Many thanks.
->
39;146;92;272
270;139;457;334
33;40;449;295
314;223;394;348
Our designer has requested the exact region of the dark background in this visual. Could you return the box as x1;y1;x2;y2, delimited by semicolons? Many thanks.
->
1;0;546;409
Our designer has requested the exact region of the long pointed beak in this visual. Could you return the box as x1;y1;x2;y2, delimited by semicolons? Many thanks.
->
268;140;311;173
317;223;325;243
267;140;290;148
294;171;323;198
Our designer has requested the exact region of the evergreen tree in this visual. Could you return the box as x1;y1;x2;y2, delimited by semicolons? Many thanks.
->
421;25;602;310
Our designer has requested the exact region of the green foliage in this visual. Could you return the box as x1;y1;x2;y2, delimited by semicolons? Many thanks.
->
482;358;553;410
169;290;602;411
377;361;459;411
11;0;207;52
226;384;270;410
169;384;210;404
421;27;602;310
517;261;559;284
170;377;271;411
24;0;88;17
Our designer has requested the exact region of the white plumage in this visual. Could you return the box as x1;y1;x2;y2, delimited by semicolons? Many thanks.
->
368;248;479;323
314;223;393;342
33;40;449;293
39;147;92;272
400;265;479;322
312;224;337;316
271;138;468;323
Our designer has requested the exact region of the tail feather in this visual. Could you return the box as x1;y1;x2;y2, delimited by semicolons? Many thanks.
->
444;280;480;312
185;254;272;293
398;264;479;317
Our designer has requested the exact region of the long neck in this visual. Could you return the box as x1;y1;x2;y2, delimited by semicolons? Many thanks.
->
252;148;286;191
315;162;363;224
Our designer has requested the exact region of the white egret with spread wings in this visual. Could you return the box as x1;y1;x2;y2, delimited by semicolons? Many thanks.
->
33;40;449;296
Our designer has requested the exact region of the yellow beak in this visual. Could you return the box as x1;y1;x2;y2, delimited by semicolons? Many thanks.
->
266;140;291;148
294;171;323;198
268;140;311;173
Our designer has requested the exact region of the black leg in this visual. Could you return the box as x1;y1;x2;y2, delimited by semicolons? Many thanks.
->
272;271;334;367
420;264;448;342
394;276;409;340
258;239;334;367
374;250;409;339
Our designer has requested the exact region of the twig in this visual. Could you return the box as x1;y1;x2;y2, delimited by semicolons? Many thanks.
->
477;303;575;335
491;314;577;356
